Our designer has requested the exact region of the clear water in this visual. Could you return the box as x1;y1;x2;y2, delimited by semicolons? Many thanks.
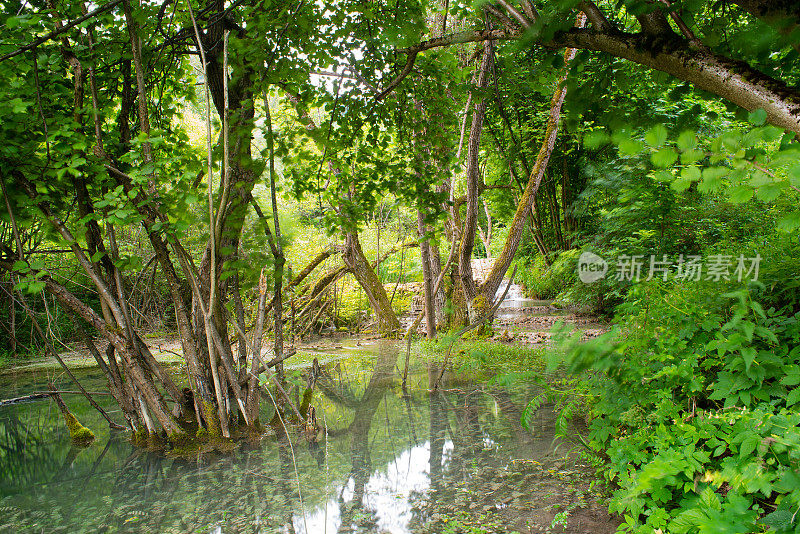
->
0;341;588;534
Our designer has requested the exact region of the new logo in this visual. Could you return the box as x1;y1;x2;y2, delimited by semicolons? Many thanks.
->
578;251;608;283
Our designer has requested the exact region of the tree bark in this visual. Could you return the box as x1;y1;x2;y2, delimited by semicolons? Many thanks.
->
38;274;183;435
479;13;586;303
417;211;437;338
458;40;493;307
553;28;800;134
342;231;401;333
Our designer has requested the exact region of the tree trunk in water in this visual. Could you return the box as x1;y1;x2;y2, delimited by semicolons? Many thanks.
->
50;387;95;446
342;231;401;334
417;211;437;338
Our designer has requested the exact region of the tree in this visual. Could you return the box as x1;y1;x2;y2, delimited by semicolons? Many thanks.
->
372;0;800;323
0;0;346;442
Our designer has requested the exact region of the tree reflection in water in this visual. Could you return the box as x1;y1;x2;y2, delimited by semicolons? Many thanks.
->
0;341;567;534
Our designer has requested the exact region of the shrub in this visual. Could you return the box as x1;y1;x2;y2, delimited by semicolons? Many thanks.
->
554;278;800;533
515;249;580;300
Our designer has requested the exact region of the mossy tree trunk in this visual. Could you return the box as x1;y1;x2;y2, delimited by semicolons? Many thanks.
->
49;387;95;446
342;231;401;334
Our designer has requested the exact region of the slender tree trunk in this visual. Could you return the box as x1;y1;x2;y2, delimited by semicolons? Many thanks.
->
430;241;446;325
417;211;437;338
266;97;287;391
478;199;493;258
527;205;551;264
479;13;586;303
9;284;15;355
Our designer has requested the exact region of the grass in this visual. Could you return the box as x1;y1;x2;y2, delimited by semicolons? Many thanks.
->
423;338;548;377
0;349;45;370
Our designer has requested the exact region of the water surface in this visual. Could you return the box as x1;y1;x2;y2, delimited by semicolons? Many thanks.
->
0;341;611;533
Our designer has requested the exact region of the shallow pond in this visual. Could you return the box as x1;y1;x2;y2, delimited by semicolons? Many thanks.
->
0;341;615;533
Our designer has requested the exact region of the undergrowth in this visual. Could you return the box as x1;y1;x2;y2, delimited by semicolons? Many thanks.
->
552;281;800;534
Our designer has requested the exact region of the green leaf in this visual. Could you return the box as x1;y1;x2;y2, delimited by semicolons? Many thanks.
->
748;170;772;187
9;98;32;114
652;148;678;168
618;138;645;156
703;167;728;181
699;167;727;193
763;510;794;531
781;365;800;386
28;280;46;293
728;185;754;203
748;108;767;126
777;211;800;231
755;325;779;344
681;149;705;164
721;132;743;152
741;347;757;372
671;178;693;192
680;165;700;182
677;130;697;151
755;182;784;202
645;124;668;148
654;170;673;183
741;321;755;342
787;163;800;187
671;508;708;534
219;269;237;282
739;432;760;457
786;388;800;407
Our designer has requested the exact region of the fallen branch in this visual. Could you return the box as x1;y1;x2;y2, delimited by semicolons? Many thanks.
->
0;390;113;408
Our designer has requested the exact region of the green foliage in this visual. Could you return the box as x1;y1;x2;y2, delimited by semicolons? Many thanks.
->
441;339;547;377
520;374;593;438
514;249;579;300
552;273;800;533
601;114;799;232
